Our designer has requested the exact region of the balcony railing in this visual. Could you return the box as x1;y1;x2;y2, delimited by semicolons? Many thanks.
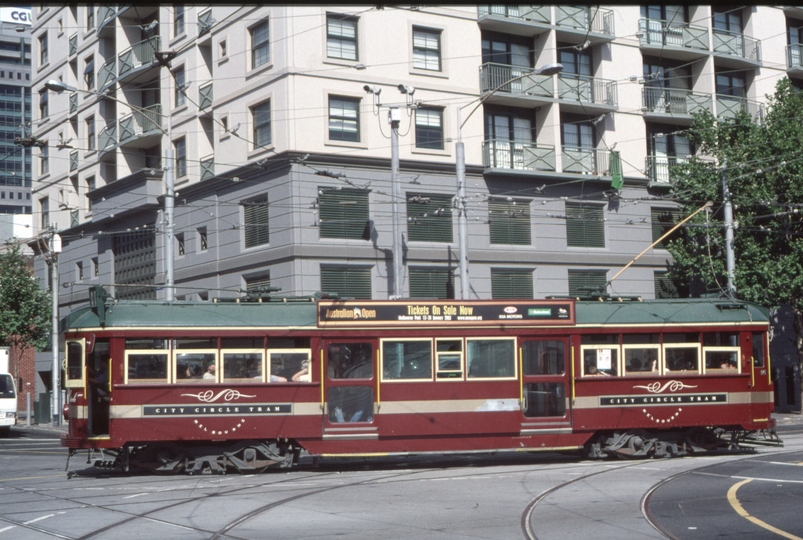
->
713;29;760;62
641;87;713;116
118;36;160;79
69;34;77;56
479;62;553;97
787;43;803;69
716;95;764;121
201;155;215;181
69;150;78;172
98;57;116;91
555;6;614;36
483;139;556;172
645;155;688;183
69;92;78;114
638;18;709;52
558;74;617;106
562;147;610;176
118;104;163;144
477;5;550;24
98;123;117;152
199;82;213;110
97;6;119;32
198;8;214;35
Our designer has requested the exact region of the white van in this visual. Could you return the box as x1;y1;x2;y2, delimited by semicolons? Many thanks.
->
0;348;16;436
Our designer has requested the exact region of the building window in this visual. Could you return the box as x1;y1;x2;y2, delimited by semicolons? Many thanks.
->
174;6;185;36
176;233;185;256
174;137;187;178
39;90;48;119
40;197;49;229
92;257;99;277
565;203;605;248
86;116;96;151
409;267;453;299
86;5;94;30
491;269;533;299
412;27;441;71
40;145;49;175
219;39;227;59
242;195;269;248
406;193;452;242
654;271;679;299
245;273;271;295
415;108;443;149
328;96;359;142
39;33;48;65
250;20;270;69
650;207;681;249
198;227;208;251
86;176;95;212
716;71;747;98
319;188;369;239
174;65;185;107
320;266;372;299
251;100;272;148
568;269;608;297
76;261;84;280
484;108;534;169
327;15;358;60
488;198;531;245
84;56;94;90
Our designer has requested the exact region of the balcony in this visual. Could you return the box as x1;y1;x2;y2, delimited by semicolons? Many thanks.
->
716;95;764;121
119;104;163;145
641;87;713;122
69;92;78;115
69;150;78;172
557;74;617;112
477;5;551;36
69;34;77;57
98;122;117;153
201;155;215;181
97;6;128;35
118;36;161;83
562;147;610;176
638;18;709;61
98;57;116;91
198;8;214;36
645;155;688;184
199;82;213;110
479;63;554;106
555;6;614;43
712;29;761;67
483;139;556;172
787;43;803;77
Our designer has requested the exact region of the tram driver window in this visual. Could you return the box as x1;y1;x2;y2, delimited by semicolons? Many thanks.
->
522;340;565;376
703;332;740;373
466;338;515;378
435;339;463;379
65;340;85;387
328;343;373;379
752;332;765;368
125;339;169;384
382;339;433;380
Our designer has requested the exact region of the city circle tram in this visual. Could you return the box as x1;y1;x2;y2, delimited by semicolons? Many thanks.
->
61;289;781;474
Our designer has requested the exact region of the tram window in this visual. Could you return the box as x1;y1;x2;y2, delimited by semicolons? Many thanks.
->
125;339;168;350
328;386;374;423
65;340;85;387
221;338;264;349
222;351;264;383
328;343;373;379
663;333;700;343
664;346;700;373
270;337;310;349
523;383;565;417
381;340;432;380
126;353;168;384
175;338;217;349
467;338;515;378
435;339;463;379
704;349;739;373
623;346;659;375
522;340;564;376
704;332;738;347
176;352;217;383
752;332;765;368
269;351;312;382
581;346;618;376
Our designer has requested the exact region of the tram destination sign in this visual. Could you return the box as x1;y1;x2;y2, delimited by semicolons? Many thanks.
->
317;300;575;327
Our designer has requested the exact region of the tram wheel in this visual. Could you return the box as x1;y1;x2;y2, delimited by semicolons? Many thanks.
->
224;441;283;474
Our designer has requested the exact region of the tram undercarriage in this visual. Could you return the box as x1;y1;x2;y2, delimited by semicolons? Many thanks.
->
583;426;783;460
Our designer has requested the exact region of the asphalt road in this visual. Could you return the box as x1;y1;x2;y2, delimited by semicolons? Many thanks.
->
0;418;800;539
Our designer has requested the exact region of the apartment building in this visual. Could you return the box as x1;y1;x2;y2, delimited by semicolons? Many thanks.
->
28;5;793;309
0;7;31;244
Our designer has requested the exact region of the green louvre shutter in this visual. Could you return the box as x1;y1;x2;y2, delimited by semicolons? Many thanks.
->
245;274;271;293
568;269;608;297
654;271;679;299
651;207;681;249
489;198;531;245
320;266;372;299
491;269;533;299
319;188;370;239
243;195;269;248
406;193;453;242
409;268;454;299
566;203;605;248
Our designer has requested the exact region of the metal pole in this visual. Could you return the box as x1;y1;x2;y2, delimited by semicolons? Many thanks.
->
50;227;60;426
26;391;30;427
390;108;402;298
456;108;469;299
722;163;736;298
164;115;174;301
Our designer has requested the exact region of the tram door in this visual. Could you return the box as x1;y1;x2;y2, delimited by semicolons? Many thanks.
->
519;338;572;430
323;340;377;429
86;340;111;438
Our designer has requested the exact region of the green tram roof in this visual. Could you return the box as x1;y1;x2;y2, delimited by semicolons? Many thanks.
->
61;297;769;332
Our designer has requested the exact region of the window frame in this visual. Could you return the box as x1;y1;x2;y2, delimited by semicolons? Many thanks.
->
86;115;96;152
250;20;270;70
412;26;442;72
662;342;702;375
581;343;620;377
320;265;372;299
435;338;464;380
318;187;370;240
251;100;272;149
490;268;534;299
406;192;453;243
174;5;185;37
328;95;360;143
488;198;531;245
380;338;434;382
174;137;187;179
326;14;358;61
414;107;444;149
242;194;270;248
565;203;605;248
173;65;186;108
466;337;517;380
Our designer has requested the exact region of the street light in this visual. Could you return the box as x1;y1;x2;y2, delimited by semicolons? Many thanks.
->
454;63;563;299
44;79;176;302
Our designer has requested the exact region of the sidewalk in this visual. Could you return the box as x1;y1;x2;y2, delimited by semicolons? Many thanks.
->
773;411;803;425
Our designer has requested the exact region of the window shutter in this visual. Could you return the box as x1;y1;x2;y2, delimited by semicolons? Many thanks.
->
491;269;533;299
319;188;369;239
654;271;679;298
321;266;372;299
407;193;453;242
651;207;680;249
568;270;608;297
566;204;605;248
243;196;269;248
489;198;531;245
409;268;454;299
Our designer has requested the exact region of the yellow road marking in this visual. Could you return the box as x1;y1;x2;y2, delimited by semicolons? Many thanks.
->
727;479;803;540
0;474;65;483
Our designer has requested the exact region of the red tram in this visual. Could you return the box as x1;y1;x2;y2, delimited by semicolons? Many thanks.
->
61;291;781;473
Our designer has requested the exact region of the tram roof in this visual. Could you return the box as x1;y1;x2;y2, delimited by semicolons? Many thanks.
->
61;297;769;331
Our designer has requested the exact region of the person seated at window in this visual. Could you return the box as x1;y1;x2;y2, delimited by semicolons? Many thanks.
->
586;365;608;376
203;363;216;380
185;365;202;379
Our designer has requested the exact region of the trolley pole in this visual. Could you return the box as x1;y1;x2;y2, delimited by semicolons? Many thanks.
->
50;226;61;427
721;163;736;298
